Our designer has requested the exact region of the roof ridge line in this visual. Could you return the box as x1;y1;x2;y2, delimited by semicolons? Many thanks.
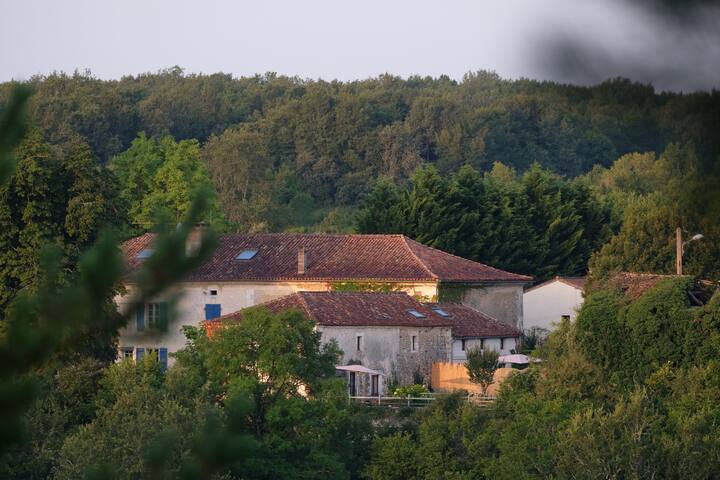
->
295;292;316;320
400;236;439;281
403;235;532;281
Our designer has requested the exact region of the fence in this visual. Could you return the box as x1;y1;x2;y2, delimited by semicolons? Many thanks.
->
349;393;496;408
431;363;515;395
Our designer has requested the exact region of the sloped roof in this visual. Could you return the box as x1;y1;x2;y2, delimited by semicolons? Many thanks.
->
424;303;522;338
606;272;682;299
121;233;531;284
525;276;587;293
207;291;521;338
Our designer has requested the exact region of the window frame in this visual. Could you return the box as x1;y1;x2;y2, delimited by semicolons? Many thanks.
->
411;335;418;352
147;303;161;329
356;335;363;352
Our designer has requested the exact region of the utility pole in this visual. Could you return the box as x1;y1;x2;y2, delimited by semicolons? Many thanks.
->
676;227;683;275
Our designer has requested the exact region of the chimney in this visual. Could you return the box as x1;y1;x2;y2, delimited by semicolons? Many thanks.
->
186;223;206;255
298;247;307;274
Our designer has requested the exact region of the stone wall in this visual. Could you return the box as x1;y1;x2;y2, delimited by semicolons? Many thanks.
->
318;325;451;386
439;282;525;329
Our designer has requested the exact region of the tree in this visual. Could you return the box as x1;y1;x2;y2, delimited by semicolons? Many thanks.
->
355;177;407;234
190;307;341;436
110;133;224;232
465;348;499;396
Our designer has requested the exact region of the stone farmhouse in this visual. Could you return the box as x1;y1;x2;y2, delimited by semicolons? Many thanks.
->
116;231;531;367
205;291;522;395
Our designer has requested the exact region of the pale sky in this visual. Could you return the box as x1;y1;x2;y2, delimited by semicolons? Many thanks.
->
3;0;719;92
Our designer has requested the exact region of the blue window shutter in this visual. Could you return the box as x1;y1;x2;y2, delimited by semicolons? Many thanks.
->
136;304;145;331
205;304;221;320
158;302;169;329
159;348;168;370
136;347;145;360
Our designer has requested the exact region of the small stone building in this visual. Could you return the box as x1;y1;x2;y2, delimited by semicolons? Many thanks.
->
207;291;522;395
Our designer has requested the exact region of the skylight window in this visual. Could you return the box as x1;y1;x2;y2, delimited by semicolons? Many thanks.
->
407;309;426;318
432;307;450;317
236;249;258;260
136;249;154;259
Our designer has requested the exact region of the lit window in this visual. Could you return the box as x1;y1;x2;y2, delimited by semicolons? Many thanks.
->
136;249;154;259
356;335;363;352
407;309;425;318
432;307;450;317
236;249;258;260
411;335;418;352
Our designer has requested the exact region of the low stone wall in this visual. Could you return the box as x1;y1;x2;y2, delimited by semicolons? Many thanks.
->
431;362;515;396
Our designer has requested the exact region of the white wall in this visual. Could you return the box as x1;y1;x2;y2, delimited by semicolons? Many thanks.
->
115;280;439;364
522;280;584;333
450;337;518;363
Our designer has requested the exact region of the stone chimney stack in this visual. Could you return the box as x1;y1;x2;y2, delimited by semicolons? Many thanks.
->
298;247;307;275
186;223;206;255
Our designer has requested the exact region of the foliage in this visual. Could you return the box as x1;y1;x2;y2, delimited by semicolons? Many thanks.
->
110;133;224;233
4;71;720;233
358;162;612;279
465;348;499;396
390;384;429;398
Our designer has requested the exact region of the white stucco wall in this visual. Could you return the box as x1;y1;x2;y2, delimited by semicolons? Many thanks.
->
450;337;518;363
115;280;439;364
522;280;584;333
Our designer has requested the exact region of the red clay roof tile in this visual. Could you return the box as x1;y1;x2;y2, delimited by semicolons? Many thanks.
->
122;233;531;284
208;291;521;337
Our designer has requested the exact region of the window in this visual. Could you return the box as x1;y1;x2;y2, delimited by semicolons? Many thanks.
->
136;249;154;259
561;314;570;321
147;303;161;328
432;307;450;317
139;348;169;370
500;338;505;350
407;309;425;318
209;289;218;296
480;338;485;350
205;304;222;320
461;339;466;351
120;347;134;359
411;335;418;352
236;249;258;260
356;335;363;352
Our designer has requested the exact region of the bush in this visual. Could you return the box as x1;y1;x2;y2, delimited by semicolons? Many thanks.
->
390;384;429;397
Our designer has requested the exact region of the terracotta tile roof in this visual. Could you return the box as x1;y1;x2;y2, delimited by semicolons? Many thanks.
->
606;272;683;299
525;276;587;293
121;233;531;284
426;303;522;338
207;292;521;338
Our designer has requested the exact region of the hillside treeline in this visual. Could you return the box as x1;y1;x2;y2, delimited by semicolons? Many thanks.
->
2;68;719;230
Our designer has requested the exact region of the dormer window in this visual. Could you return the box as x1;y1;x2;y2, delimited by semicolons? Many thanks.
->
136;249;154;259
407;309;425;318
432;307;450;317
236;249;258;260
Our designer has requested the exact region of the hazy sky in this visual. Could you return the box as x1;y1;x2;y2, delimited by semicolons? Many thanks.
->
3;0;719;92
